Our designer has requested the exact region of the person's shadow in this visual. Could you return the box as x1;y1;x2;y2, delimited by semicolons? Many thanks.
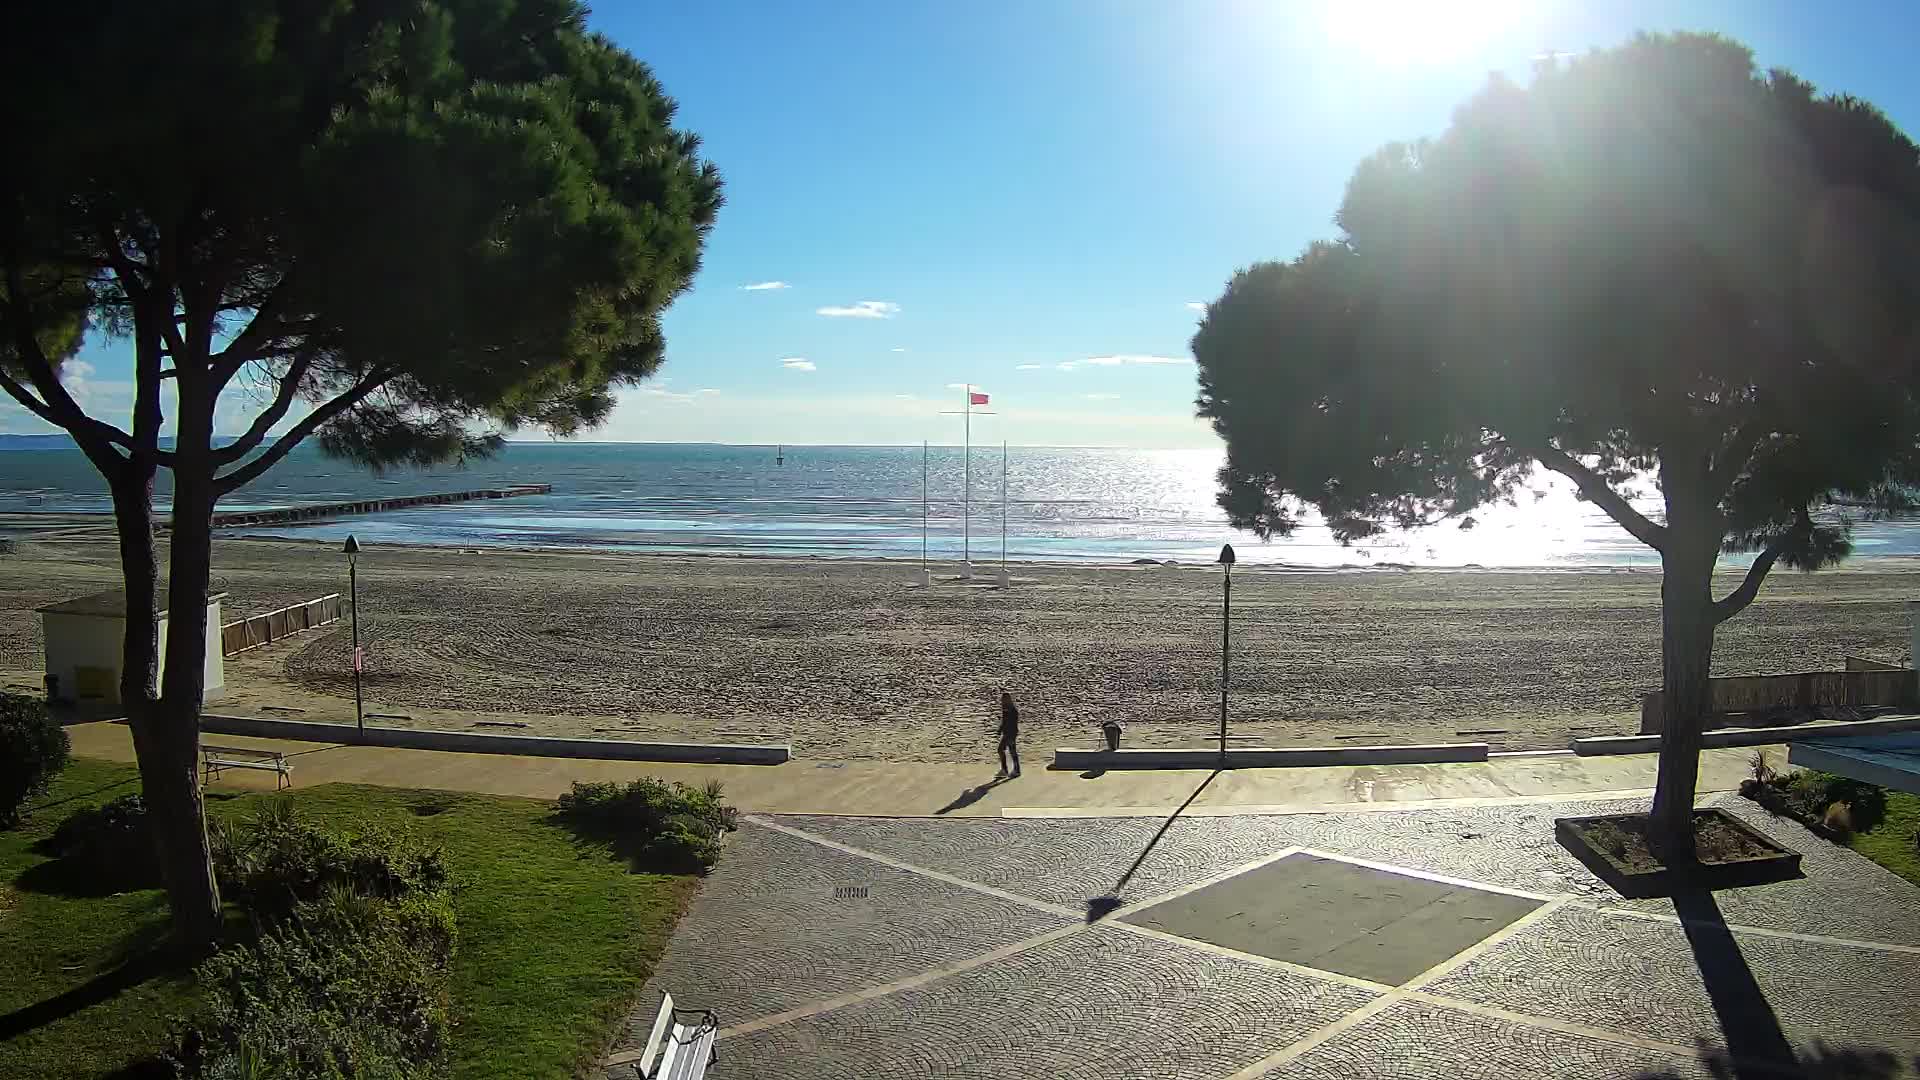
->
935;775;1011;815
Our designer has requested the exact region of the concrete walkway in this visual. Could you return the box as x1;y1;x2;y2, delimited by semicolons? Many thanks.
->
608;795;1920;1079
67;721;1769;816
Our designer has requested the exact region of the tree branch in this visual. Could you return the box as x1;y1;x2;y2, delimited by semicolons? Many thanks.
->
213;370;392;495
1526;441;1669;552
212;353;315;465
209;277;298;388
1712;507;1797;618
3;259;135;461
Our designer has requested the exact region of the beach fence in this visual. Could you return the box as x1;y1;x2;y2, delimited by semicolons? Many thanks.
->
1638;668;1918;733
221;594;343;657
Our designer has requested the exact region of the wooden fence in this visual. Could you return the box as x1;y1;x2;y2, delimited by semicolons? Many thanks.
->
1639;668;1918;732
221;594;343;657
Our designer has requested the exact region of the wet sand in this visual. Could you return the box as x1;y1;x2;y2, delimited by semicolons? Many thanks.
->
3;536;1915;762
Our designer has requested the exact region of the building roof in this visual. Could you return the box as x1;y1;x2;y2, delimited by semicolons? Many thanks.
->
37;589;228;618
1788;732;1920;796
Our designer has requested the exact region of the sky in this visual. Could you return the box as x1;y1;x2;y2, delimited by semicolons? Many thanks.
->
12;0;1920;448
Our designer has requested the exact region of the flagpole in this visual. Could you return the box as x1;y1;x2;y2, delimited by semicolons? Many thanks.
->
921;440;929;571
999;440;1009;588
962;385;972;579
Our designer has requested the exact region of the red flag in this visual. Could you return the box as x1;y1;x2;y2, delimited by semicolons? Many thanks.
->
969;391;989;405
353;646;365;673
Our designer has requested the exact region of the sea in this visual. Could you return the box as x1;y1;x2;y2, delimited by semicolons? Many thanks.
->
3;441;1917;569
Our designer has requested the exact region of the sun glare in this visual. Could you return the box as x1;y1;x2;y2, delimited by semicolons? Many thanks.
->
1321;0;1526;66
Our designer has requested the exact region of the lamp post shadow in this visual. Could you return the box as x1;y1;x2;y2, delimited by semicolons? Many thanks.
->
1085;768;1221;922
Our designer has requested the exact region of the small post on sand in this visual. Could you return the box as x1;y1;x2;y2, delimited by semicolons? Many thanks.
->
1218;543;1235;761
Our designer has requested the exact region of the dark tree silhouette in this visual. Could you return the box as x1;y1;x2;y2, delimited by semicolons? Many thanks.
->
0;0;720;948
1194;33;1920;859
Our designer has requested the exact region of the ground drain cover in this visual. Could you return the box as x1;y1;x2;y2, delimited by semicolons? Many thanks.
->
833;886;870;900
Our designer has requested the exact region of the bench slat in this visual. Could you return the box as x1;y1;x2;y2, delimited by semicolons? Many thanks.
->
667;1024;717;1080
639;993;674;1074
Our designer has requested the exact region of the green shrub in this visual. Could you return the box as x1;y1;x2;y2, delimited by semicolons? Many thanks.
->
48;793;162;890
1785;771;1888;833
176;806;455;1080
0;692;69;826
178;892;454;1080
213;800;448;926
554;777;737;872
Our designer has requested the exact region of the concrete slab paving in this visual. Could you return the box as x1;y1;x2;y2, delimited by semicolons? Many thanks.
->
1122;853;1543;985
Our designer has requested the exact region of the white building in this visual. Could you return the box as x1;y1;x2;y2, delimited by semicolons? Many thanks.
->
38;590;226;705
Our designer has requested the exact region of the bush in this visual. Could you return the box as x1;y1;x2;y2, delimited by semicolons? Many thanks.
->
213;800;448;926
48;794;162;891
555;777;737;872
0;692;69;826
1785;771;1888;833
176;805;455;1080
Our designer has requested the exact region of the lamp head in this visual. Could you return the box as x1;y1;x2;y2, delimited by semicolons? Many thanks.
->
1218;543;1236;567
343;535;361;556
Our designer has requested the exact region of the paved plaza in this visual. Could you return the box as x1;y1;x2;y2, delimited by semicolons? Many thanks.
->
605;790;1920;1080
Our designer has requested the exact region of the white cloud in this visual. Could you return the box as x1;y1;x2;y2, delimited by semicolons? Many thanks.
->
890;347;908;353
816;300;900;319
1185;301;1207;313
638;385;698;404
1015;364;1047;371
894;394;917;400
66;360;97;379
1055;361;1079;372
780;358;817;372
1083;393;1121;401
741;281;791;291
697;388;721;395
1083;354;1192;366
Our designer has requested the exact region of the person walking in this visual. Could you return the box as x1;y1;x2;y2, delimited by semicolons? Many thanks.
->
996;691;1021;777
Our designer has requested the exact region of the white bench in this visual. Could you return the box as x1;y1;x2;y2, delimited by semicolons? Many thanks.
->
629;993;717;1079
201;745;294;790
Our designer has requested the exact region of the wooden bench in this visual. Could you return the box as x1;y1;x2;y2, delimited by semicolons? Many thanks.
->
200;745;293;790
628;993;717;1079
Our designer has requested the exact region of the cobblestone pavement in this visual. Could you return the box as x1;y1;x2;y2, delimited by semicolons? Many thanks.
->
606;793;1920;1080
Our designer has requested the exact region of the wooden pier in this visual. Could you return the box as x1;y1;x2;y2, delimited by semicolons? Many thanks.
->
196;484;552;529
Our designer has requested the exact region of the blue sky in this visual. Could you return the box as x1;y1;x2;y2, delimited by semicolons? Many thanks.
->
13;0;1919;447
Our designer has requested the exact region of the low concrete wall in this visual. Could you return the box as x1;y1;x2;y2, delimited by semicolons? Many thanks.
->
200;713;789;765
1845;655;1906;673
1576;713;1920;756
1052;742;1488;770
1638;669;1917;733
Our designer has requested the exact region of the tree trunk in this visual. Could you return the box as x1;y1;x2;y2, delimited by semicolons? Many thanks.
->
1649;528;1718;862
153;408;223;951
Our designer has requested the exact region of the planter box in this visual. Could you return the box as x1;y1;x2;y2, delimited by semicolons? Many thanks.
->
1554;809;1802;899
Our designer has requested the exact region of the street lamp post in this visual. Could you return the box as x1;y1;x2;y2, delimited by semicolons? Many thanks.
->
1218;543;1235;761
344;534;363;739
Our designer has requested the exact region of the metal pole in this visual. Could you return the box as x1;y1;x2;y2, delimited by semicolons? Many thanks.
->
1001;440;1008;572
1220;562;1231;759
921;440;929;570
350;553;363;738
963;386;971;570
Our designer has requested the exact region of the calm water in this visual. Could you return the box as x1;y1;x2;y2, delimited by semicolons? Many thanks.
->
3;441;1916;567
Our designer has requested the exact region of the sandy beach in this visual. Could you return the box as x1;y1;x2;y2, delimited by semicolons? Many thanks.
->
3;535;1916;762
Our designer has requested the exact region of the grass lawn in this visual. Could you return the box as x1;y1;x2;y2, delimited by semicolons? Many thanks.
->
0;758;699;1079
1851;789;1920;887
